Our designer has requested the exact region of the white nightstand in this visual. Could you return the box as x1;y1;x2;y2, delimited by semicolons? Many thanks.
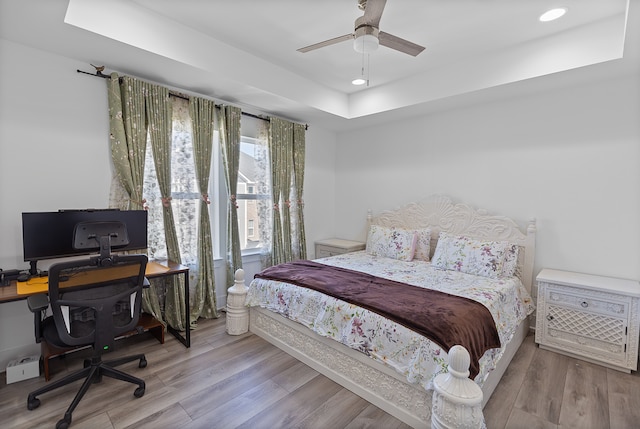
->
315;238;365;258
535;268;640;373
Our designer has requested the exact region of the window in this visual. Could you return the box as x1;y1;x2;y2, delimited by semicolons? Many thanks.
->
236;136;270;253
247;219;255;238
142;99;270;265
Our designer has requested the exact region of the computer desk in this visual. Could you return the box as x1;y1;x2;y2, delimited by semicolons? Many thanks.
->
0;259;191;348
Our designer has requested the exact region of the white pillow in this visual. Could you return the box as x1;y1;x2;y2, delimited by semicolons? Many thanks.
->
431;232;508;278
366;225;417;262
412;228;432;261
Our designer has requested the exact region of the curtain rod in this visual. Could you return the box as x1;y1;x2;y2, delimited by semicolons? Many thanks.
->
77;69;308;130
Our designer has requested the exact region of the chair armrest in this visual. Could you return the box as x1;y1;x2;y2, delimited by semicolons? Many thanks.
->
27;294;49;313
27;293;49;343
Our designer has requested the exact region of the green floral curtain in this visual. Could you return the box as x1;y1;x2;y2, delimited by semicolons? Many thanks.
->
268;118;291;265
292;123;307;259
269;118;306;265
268;118;283;265
106;73;163;325
280;124;294;263
144;82;186;331
107;74;146;209
220;105;243;286
189;97;218;321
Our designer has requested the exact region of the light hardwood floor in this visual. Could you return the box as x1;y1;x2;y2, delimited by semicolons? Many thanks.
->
1;314;639;429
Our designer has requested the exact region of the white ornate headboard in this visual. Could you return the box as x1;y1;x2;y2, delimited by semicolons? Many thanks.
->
367;195;537;293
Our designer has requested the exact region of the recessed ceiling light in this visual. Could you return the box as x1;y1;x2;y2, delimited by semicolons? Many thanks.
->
539;8;567;22
352;78;367;86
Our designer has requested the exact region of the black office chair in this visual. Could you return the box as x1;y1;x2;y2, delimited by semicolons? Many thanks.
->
26;251;150;429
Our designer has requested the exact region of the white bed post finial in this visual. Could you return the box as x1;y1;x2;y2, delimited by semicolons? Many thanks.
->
431;345;484;429
226;268;249;335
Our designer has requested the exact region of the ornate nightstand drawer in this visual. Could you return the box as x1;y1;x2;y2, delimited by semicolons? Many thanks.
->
544;304;628;365
544;283;630;318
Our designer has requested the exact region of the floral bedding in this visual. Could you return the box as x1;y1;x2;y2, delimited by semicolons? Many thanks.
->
245;251;535;391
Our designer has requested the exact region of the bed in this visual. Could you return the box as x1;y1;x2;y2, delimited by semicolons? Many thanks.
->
241;195;536;428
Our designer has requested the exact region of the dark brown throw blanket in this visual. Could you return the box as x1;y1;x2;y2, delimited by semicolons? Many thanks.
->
255;260;501;378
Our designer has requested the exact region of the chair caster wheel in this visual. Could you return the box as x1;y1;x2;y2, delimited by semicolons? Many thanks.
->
134;386;145;398
27;397;40;410
139;358;147;368
56;416;71;429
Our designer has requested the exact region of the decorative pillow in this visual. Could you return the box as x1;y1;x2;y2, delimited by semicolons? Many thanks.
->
366;225;417;262
431;232;508;278
412;228;432;261
501;243;519;277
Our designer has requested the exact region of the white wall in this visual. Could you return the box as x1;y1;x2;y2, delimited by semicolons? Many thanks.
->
303;125;338;256
334;73;640;285
0;38;338;370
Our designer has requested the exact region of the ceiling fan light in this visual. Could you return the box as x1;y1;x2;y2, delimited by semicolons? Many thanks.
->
354;33;379;53
352;77;367;85
539;8;567;22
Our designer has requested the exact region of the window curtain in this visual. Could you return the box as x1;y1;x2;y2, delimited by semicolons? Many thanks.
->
219;105;243;286
292;123;307;259
254;121;273;269
268;117;293;265
106;73;164;325
144;82;187;332
280;124;294;263
188;97;218;320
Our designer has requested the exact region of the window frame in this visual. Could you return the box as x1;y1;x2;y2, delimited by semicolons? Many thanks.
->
236;135;270;255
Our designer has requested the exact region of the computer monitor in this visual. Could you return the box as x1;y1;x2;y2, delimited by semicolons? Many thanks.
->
22;209;148;275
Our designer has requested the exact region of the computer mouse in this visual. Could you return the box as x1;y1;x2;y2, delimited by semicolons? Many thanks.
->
17;274;30;282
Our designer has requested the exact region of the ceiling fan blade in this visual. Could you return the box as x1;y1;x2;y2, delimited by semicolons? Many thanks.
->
297;33;354;53
362;0;387;27
378;31;425;56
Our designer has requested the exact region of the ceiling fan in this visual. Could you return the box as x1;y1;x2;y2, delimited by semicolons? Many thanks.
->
297;0;425;57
